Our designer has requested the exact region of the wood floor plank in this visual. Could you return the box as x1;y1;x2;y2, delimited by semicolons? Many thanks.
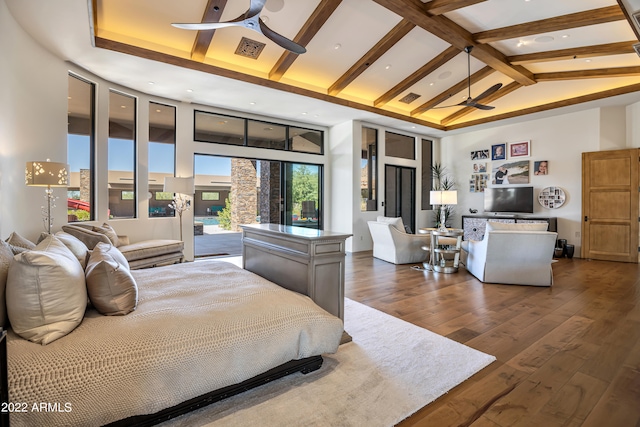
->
344;253;640;426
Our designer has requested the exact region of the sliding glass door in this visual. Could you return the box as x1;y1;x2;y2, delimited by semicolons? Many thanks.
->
282;163;322;230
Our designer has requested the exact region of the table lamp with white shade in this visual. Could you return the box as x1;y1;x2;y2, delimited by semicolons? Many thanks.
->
164;176;195;241
430;190;457;232
25;159;69;234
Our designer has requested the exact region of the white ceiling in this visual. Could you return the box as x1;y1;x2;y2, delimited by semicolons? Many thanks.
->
6;0;640;138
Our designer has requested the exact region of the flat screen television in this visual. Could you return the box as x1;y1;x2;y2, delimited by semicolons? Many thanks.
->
484;186;534;213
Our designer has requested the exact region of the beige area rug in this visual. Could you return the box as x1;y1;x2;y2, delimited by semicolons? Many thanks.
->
160;298;496;427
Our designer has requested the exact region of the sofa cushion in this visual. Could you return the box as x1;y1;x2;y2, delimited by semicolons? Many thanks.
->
486;221;548;232
85;242;138;316
376;216;405;232
62;224;111;249
0;240;14;328
55;231;90;269
92;223;119;247
119;240;184;262
6;235;87;344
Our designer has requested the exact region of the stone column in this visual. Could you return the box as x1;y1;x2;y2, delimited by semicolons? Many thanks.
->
230;159;257;231
259;160;280;224
80;169;90;202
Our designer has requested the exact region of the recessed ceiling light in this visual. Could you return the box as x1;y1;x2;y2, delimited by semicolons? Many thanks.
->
249;101;256;105
585;59;592;62
186;89;193;93
148;81;155;85
334;43;341;50
264;127;273;131
385;64;392;70
302;112;308;115
429;82;435;86
517;41;525;47
411;126;416;129
535;36;554;43
562;34;570;39
120;105;126;109
156;109;162;113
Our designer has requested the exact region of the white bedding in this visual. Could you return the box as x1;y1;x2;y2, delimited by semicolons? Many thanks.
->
7;260;343;427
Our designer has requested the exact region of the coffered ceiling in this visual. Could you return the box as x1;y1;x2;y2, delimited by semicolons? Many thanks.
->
7;0;640;135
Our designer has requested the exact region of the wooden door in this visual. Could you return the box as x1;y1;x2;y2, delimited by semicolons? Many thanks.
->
582;149;639;262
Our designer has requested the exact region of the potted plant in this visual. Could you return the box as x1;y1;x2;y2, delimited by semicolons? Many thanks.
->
431;162;456;227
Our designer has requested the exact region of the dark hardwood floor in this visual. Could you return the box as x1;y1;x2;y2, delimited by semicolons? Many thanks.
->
344;252;640;427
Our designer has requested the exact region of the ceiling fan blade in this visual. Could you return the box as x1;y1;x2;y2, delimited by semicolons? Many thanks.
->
472;83;503;102
248;0;267;17
258;19;306;54
472;103;495;110
171;22;239;30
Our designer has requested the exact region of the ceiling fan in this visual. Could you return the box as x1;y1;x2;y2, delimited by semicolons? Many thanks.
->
171;0;306;54
434;46;502;110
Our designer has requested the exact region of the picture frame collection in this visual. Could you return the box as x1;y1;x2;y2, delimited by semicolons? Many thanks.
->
469;140;550;194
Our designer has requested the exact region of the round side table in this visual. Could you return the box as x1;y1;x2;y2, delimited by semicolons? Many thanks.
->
418;228;437;270
430;229;463;273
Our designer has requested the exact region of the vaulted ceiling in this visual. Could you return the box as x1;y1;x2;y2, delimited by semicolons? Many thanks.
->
89;0;640;132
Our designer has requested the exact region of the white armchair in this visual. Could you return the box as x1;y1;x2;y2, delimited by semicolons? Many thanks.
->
367;216;430;264
461;221;557;286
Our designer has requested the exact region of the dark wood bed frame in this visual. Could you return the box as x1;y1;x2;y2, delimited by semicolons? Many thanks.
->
0;327;322;427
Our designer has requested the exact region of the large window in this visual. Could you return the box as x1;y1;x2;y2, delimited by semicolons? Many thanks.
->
194;110;323;154
385;131;415;160
149;102;176;217
108;90;136;218
67;74;95;222
361;127;377;211
421;138;433;210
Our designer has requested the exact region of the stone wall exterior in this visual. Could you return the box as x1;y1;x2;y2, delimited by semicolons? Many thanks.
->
230;159;257;231
80;169;90;202
259;160;280;224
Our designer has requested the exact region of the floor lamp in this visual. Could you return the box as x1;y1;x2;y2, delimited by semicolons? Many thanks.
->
25;160;69;234
164;176;195;241
430;190;457;232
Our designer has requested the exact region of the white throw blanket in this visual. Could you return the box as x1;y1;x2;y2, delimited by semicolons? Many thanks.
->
7;260;343;427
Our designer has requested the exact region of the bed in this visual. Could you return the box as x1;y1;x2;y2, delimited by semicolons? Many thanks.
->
5;258;344;427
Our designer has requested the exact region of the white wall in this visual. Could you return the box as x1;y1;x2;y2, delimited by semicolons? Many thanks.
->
628;101;640;148
439;107;637;257
0;0;68;242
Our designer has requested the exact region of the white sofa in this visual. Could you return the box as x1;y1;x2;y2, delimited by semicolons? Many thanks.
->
367;216;430;264
461;221;558;286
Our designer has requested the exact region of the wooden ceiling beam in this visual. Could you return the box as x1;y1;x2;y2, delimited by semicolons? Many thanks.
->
440;81;522;125
370;0;536;85
190;0;227;62
328;19;415;96
269;0;342;81
509;41;638;65
474;5;625;44
94;37;446;130
425;0;487;16
410;66;495;116
445;82;640;130
374;45;459;107
535;66;640;81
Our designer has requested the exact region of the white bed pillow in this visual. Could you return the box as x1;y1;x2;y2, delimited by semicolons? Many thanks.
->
55;231;90;269
486;221;548;232
6;235;87;345
85;242;137;316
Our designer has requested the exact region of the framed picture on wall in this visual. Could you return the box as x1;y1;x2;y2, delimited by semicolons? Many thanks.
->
534;160;548;175
470;149;489;160
491;143;506;160
509;141;530;157
491;160;530;185
473;162;487;173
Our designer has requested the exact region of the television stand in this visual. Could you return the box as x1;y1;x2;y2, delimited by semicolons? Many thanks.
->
462;214;557;241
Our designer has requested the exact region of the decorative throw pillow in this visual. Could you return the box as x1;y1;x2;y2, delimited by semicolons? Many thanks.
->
92;223;119;247
6;235;87;345
5;231;36;250
376;216;405;231
0;240;14;328
85;242;137;316
486;221;548;232
55;231;90;269
62;224;111;249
